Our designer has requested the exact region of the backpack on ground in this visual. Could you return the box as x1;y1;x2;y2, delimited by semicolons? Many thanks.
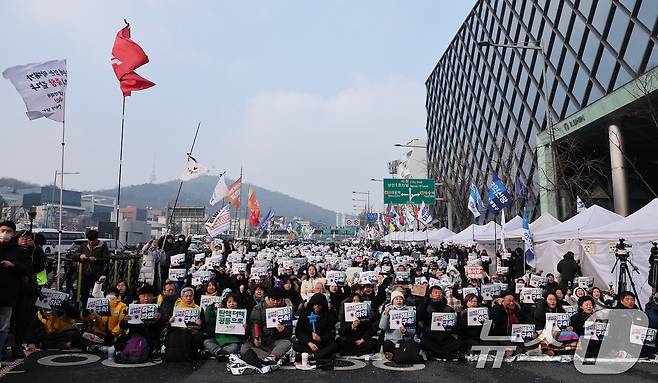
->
393;339;421;365
164;329;193;362
116;334;150;364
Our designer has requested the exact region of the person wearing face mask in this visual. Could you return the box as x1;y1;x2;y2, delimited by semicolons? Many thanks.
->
80;287;127;351
379;290;417;361
0;221;30;362
10;230;44;358
72;229;110;308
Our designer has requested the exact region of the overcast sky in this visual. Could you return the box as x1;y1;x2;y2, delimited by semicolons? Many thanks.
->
1;0;475;214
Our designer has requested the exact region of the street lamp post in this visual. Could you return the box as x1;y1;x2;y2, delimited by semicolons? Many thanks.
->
477;39;559;217
394;143;426;149
352;198;367;214
352;191;370;214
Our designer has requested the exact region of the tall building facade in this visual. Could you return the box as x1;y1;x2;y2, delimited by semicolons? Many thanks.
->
426;0;658;229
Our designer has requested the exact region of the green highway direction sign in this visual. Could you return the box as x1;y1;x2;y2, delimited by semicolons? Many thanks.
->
383;178;436;205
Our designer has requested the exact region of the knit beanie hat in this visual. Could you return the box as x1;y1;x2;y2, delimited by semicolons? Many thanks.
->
390;290;404;304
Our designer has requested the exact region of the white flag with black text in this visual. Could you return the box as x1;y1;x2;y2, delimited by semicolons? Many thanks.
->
2;59;67;122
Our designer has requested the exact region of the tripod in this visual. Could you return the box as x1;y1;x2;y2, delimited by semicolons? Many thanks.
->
611;254;642;310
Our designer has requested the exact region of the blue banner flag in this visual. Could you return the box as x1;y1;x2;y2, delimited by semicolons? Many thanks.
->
258;208;273;230
514;175;528;200
522;207;535;268
468;183;485;218
487;172;512;213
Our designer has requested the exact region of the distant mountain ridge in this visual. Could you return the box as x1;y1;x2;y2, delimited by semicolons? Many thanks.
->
91;176;337;225
0;177;338;225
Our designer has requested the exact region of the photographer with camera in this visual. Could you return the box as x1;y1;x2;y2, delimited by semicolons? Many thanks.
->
139;239;159;286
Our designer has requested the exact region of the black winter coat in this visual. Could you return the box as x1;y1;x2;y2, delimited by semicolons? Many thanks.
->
296;294;337;347
72;241;110;276
0;241;31;306
557;256;580;282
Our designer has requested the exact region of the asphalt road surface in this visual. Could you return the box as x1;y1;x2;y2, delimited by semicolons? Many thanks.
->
3;351;658;383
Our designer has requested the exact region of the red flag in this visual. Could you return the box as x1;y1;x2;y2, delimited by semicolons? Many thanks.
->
111;24;155;96
247;186;260;225
226;177;242;208
249;209;260;226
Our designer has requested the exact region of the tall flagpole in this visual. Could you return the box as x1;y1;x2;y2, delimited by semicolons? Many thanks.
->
236;167;243;238
56;102;66;290
243;187;249;238
114;96;126;255
166;122;201;234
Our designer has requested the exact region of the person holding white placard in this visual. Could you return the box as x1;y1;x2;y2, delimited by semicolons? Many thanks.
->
457;293;485;348
80;286;127;350
418;286;464;360
164;287;204;361
240;287;293;364
337;292;379;356
533;292;565;331
115;284;163;362
379;291;417;361
491;294;527;338
203;293;246;358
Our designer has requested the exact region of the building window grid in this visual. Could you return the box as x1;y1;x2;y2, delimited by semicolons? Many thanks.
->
482;0;560;126
437;64;500;189
454;56;520;190
504;0;604;114
426;0;657;225
470;7;544;158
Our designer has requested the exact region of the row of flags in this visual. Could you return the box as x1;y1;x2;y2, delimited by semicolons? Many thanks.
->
468;173;534;267
179;156;275;237
2;22;279;241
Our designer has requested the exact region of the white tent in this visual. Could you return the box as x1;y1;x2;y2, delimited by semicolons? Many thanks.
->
575;199;658;306
427;227;456;244
502;215;524;232
533;205;622;242
506;213;561;239
383;230;434;242
444;221;503;244
579;198;658;242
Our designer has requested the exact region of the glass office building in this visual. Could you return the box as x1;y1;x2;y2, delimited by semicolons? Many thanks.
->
426;0;658;229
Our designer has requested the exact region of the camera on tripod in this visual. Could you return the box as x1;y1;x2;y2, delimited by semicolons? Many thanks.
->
615;238;632;256
611;238;642;309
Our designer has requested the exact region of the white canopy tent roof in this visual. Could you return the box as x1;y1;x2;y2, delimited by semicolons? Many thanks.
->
427;227;456;241
505;213;561;239
533;204;622;242
383;229;442;242
427;227;456;244
444;221;503;244
502;215;524;232
579;198;658;242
